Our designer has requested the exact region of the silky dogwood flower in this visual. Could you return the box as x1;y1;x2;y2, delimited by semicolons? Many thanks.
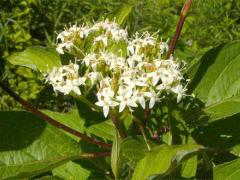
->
116;86;138;112
45;62;85;96
46;19;189;118
96;87;119;117
145;88;160;109
133;90;146;109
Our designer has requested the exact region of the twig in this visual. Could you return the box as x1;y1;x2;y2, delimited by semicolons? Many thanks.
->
80;151;111;158
167;99;173;145
109;112;127;139
142;0;193;122
166;0;193;59
0;81;112;149
139;124;151;150
143;107;150;126
132;115;151;151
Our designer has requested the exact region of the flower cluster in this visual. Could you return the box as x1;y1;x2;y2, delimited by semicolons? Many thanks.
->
56;19;127;55
45;61;86;95
46;19;189;117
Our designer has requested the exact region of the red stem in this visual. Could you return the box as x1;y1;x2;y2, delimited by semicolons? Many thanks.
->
0;81;112;148
143;0;193;122
166;0;193;59
80;151;111;158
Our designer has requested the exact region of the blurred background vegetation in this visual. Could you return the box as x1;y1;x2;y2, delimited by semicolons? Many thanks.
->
1;0;240;111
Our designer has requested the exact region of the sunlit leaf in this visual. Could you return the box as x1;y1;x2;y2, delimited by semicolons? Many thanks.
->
7;46;61;72
132;144;203;180
111;131;121;179
188;41;240;120
52;161;90;179
214;158;240;180
181;155;198;178
120;136;154;169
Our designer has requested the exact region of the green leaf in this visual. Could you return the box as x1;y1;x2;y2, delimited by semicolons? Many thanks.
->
132;144;203;180
52;161;90;179
111;131;121;179
192;113;240;150
188;41;240;119
214;158;240;180
43;109;85;141
7;46;61;72
87;120;115;141
204;95;240;121
113;1;139;25
231;145;240;157
181;155;197;178
43;108;115;141
181;137;198;178
75;100;115;141
0;111;81;179
38;176;63;180
120;136;156;168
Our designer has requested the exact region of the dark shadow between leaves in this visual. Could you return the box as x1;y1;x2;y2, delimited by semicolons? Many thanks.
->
75;99;106;127
0;111;46;151
188;44;225;93
73;140;112;179
192;113;240;150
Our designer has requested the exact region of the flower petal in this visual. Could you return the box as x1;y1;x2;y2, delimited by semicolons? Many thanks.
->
149;97;155;109
139;96;145;109
119;102;126;112
103;105;109;117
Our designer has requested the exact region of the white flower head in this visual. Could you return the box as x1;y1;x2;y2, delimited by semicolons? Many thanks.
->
48;19;189;117
116;87;137;112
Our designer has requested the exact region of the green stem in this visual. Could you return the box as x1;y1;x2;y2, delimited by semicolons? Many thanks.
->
132;115;151;150
167;99;173;145
140;124;151;150
201;151;212;170
109;112;127;139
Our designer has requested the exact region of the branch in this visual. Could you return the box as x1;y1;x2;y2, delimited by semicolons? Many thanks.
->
132;115;151;150
166;0;193;59
80;151;111;158
142;1;193;122
109;112;127;139
0;81;112;149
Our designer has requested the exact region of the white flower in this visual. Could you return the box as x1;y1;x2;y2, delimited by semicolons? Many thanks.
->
127;43;135;55
127;54;143;68
145;89;160;109
95;97;119;117
79;27;90;38
171;84;187;103
133;90;146;109
94;35;108;47
160;41;169;54
147;70;162;86
88;72;102;84
46;62;85;96
96;86;118;117
83;53;97;67
111;29;128;41
56;44;65;54
141;35;156;47
116;87;137;112
48;20;189;117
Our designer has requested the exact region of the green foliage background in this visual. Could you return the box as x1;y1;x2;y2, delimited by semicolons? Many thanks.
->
1;0;240;111
2;0;240;179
